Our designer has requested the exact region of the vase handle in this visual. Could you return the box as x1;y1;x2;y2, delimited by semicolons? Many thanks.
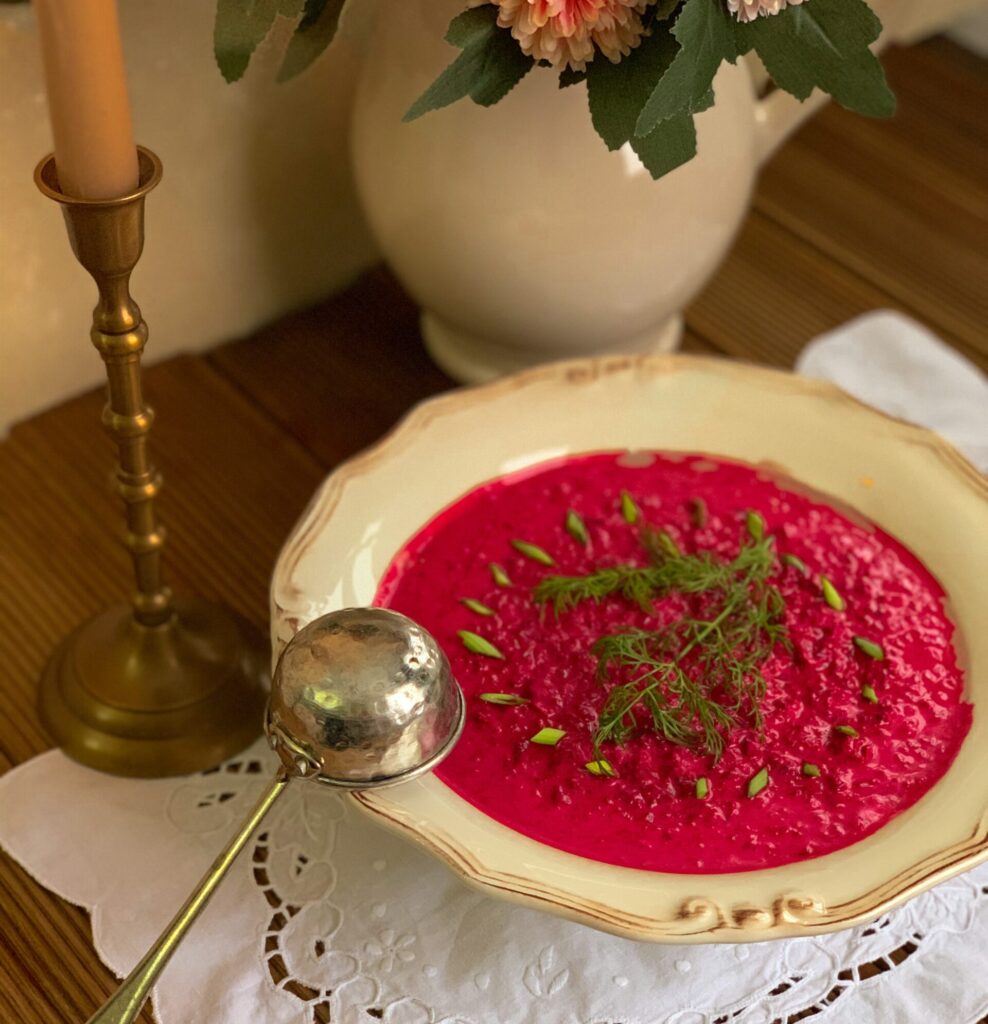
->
753;84;829;167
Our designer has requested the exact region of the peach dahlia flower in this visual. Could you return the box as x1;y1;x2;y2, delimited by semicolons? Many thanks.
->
488;0;651;70
726;0;805;22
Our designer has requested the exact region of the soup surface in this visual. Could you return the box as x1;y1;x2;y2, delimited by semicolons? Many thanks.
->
375;452;971;873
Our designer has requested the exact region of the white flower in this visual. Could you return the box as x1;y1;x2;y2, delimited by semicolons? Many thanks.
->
726;0;806;23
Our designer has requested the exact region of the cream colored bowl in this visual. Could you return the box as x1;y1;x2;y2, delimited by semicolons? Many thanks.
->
270;355;987;943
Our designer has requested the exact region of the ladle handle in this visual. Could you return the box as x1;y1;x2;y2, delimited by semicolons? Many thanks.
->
86;770;290;1024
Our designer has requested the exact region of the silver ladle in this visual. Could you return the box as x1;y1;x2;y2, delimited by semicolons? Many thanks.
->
87;607;465;1024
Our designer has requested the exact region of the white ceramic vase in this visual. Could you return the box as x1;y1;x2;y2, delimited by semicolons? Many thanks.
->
350;0;822;383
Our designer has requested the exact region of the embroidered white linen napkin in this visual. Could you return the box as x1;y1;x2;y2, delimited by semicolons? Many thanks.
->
795;311;988;471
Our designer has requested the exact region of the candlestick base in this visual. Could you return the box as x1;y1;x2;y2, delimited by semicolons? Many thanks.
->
39;597;267;777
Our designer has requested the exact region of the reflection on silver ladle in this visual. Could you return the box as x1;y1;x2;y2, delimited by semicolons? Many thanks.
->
87;608;464;1024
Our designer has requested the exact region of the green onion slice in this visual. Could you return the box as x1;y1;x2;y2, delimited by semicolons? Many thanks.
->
489;563;512;587
511;539;555;566
854;636;885;661
461;598;495;617
783;554;808;574
820;576;845;612
620;491;639;524
565;510;589;546
458;630;504;659
747;767;769;798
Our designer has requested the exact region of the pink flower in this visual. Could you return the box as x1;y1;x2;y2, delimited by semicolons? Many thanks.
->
726;0;805;22
488;0;651;70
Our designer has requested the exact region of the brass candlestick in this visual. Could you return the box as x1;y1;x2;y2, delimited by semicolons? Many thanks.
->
35;147;267;777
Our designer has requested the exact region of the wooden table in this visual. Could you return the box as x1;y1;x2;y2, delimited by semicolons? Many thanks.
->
1;38;985;1024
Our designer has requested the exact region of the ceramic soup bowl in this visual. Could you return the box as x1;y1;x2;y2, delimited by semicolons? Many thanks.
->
271;355;987;943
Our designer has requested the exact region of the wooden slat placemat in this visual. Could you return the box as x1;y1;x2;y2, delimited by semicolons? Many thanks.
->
1;35;984;1024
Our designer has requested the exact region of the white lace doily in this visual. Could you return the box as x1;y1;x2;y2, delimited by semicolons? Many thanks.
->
1;740;986;1024
3;312;987;1023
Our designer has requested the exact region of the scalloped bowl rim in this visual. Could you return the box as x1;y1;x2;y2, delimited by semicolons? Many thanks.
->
270;354;988;944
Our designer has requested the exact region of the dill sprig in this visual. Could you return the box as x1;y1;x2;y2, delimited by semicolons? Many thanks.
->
533;514;787;762
534;525;775;613
534;565;668;614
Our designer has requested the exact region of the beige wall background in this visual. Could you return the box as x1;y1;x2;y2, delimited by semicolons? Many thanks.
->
0;0;983;435
0;0;378;435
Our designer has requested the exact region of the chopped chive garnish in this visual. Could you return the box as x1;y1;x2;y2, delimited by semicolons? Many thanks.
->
820;576;845;611
489;562;512;587
479;692;529;705
802;763;821;777
783;553;807;575
511;539;555;566
747;767;769;798
853;636;885;661
531;727;566;746
861;684;879;704
654;529;681;558
695;776;710;799
586;758;616;777
745;509;765;542
457;630;504;659
688;497;707;528
565;509;589;546
835;724;859;737
461;598;495;617
620;491;639;524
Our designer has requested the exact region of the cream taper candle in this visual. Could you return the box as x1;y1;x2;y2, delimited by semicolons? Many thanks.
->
33;0;139;199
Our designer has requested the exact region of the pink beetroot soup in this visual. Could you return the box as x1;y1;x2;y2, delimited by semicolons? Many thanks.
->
375;452;971;873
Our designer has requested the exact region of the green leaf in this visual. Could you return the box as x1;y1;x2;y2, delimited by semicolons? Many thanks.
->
746;766;769;798
458;629;505;659
587;25;680;151
583;23;699;181
559;66;587;89
531;727;566;746
277;0;346;82
653;0;683;20
511;539;555;566
734;0;895;118
636;0;737;136
479;692;529;705
404;6;534;122
215;0;298;83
